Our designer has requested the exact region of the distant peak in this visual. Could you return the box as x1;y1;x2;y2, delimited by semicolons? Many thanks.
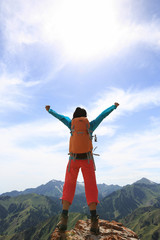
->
135;177;157;185
51;179;57;183
51;179;63;183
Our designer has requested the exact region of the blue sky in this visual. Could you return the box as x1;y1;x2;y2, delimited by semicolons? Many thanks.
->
0;0;160;193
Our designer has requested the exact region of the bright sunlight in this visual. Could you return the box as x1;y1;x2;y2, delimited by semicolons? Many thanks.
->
42;0;123;61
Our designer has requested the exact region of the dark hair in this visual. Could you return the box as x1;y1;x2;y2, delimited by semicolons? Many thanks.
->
73;107;87;119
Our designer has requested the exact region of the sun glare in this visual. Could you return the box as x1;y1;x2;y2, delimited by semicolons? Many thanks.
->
44;0;122;61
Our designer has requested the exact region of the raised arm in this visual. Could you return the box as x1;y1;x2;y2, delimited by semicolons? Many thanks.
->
45;105;71;129
90;102;119;132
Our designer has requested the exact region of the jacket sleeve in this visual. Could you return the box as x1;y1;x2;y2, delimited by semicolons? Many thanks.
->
48;109;71;130
90;105;117;132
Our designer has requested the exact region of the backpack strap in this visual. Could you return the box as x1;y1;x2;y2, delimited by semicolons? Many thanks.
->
68;153;77;172
86;152;96;171
87;124;93;140
92;154;96;171
70;125;75;136
87;152;90;164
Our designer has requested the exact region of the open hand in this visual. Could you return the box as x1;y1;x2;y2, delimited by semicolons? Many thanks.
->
45;105;50;111
114;102;119;107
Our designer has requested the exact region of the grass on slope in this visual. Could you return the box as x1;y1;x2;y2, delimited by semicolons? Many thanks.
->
98;183;160;221
0;194;61;236
122;206;160;240
0;212;88;240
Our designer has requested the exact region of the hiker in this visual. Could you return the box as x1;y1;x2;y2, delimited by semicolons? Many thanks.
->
45;103;119;234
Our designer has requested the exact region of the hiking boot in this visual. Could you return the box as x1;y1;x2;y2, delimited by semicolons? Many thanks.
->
56;213;68;232
90;215;100;235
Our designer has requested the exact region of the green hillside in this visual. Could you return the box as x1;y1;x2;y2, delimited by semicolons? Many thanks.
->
0;194;61;236
122;202;160;240
97;183;160;221
0;194;88;240
0;213;87;240
97;183;160;240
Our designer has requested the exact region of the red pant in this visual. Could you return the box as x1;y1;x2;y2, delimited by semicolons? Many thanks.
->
62;159;99;205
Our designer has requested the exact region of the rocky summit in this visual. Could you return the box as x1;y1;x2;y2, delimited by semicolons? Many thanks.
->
51;219;139;240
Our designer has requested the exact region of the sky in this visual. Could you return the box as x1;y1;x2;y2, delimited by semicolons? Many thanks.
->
0;0;160;194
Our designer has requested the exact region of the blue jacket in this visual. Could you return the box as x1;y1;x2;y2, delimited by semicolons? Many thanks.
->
48;105;117;133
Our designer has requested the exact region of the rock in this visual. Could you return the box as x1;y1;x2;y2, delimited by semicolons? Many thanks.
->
51;219;140;240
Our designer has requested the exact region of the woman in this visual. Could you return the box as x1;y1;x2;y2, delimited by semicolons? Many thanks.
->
45;102;119;234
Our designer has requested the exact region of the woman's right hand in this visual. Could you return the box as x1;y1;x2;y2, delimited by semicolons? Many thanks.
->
114;102;119;107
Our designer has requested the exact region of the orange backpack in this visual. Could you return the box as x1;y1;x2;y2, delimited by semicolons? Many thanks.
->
69;117;93;154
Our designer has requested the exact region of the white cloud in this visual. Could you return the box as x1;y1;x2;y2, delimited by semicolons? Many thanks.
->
0;72;26;111
82;87;160;185
89;87;160;121
0;118;69;151
1;0;160;63
0;1;159;115
0;118;70;193
0;65;40;112
0;148;67;193
0;86;160;192
94;125;118;137
96;117;160;185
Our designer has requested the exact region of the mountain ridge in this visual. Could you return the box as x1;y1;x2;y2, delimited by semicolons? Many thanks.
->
134;177;158;185
1;177;158;198
97;181;160;221
0;179;122;199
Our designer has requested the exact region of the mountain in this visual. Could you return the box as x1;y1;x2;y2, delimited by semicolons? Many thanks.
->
1;179;122;199
51;219;139;240
0;213;87;240
0;178;159;239
97;183;122;198
134;177;157;185
1;180;65;198
122;198;160;240
0;194;61;236
97;181;160;221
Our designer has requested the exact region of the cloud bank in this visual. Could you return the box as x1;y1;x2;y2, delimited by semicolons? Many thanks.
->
0;86;160;192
